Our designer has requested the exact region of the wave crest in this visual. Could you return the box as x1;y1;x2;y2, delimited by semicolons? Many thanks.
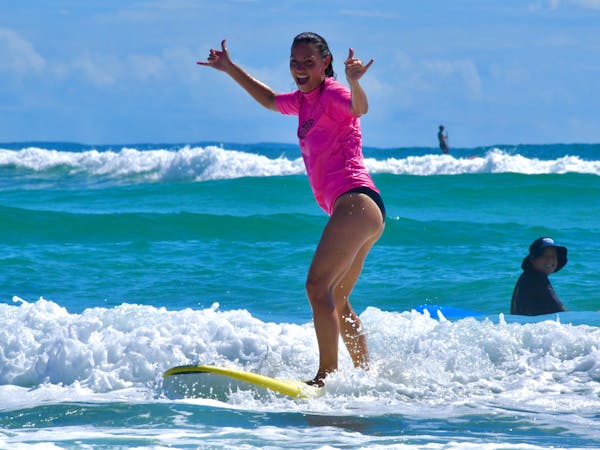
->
1;145;600;184
368;148;600;176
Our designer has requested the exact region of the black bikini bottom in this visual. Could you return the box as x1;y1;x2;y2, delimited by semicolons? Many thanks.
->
340;186;386;222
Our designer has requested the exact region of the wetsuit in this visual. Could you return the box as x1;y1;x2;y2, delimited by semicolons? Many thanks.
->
510;259;566;316
438;130;449;154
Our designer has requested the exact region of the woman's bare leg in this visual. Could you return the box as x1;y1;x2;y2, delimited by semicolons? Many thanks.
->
305;192;384;384
333;234;381;369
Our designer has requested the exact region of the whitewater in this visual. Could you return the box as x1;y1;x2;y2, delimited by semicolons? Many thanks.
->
2;144;600;182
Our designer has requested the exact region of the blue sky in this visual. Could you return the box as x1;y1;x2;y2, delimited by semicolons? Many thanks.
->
1;0;599;148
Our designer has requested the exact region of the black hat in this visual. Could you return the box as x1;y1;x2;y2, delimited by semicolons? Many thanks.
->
521;237;568;272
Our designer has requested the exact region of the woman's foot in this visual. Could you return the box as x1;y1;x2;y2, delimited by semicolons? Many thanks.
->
304;369;331;388
305;377;325;388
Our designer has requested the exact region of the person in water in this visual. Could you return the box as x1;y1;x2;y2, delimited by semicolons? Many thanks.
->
510;237;567;316
198;33;385;386
438;125;449;154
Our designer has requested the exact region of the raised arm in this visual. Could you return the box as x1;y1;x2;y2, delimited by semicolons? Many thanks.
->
344;48;374;116
198;39;279;112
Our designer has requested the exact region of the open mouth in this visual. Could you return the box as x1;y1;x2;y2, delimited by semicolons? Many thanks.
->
296;75;308;86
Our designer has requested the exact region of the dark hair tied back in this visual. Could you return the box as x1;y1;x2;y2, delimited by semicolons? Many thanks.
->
292;32;335;78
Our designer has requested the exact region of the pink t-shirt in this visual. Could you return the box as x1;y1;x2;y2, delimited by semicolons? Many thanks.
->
276;77;378;215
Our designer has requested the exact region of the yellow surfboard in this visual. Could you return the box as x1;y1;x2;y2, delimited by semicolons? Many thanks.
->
162;364;322;399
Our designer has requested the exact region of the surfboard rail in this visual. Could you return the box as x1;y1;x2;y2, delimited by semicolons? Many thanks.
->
163;364;321;399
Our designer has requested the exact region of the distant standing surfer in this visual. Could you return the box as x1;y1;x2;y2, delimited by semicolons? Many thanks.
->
438;125;449;154
198;33;385;386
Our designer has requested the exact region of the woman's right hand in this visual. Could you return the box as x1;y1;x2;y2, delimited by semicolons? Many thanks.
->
197;39;232;72
196;38;278;111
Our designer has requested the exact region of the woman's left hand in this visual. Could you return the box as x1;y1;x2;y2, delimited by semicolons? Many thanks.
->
344;48;374;83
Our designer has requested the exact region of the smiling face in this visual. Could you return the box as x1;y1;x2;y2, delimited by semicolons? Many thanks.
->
531;247;558;275
289;42;331;93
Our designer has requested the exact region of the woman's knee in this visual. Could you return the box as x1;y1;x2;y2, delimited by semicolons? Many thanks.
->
305;275;336;314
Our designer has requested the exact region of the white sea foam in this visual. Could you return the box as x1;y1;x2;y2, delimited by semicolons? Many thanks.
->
1;296;599;421
367;148;600;176
1;146;599;183
0;145;306;182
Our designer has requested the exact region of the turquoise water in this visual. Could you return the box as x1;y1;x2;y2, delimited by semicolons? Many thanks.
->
1;142;599;448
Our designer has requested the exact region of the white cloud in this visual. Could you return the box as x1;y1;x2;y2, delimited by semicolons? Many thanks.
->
55;54;120;87
0;28;169;89
52;47;199;87
570;0;600;8
529;0;600;10
389;51;482;101
422;59;482;100
339;9;399;19
0;28;45;76
490;64;530;84
127;54;165;81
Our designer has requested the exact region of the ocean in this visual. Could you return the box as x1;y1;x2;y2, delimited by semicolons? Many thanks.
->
0;141;599;449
